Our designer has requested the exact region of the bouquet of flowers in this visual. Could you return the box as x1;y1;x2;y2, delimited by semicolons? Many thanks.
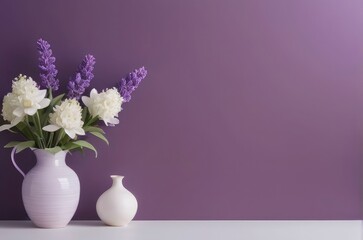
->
0;39;147;156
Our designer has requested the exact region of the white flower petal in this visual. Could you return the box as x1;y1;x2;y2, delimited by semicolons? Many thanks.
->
82;96;90;107
74;127;85;135
37;89;47;99
43;125;61;132
39;98;50;109
109;117;119;125
24;107;37;116
90;88;98;98
2;93;20;122
33;103;40;109
11;117;23;126
13;107;24;117
12;75;39;96
65;129;76;139
0;124;13;132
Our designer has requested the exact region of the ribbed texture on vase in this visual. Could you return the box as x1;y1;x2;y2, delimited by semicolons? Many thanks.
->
23;192;79;228
21;150;80;228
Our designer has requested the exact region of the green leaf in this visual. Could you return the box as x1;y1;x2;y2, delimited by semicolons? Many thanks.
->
45;146;63;154
58;133;71;146
90;132;109;145
51;94;65;106
15;141;35;153
15;123;33;140
82;108;88;122
4;141;21;148
7;128;18;134
72;140;98;158
62;142;82;151
83;126;105;134
86;116;99;126
16;122;27;131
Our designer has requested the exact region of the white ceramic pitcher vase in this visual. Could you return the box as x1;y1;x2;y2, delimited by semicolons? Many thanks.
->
12;149;80;228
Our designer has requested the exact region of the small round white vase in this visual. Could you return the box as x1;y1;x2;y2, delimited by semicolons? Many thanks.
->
96;175;138;226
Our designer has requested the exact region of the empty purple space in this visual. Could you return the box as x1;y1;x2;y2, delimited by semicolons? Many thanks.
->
0;0;363;220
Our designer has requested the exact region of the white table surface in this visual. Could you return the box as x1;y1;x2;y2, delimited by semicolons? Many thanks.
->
0;220;361;240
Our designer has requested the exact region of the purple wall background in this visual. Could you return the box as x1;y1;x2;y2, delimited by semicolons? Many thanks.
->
0;0;363;220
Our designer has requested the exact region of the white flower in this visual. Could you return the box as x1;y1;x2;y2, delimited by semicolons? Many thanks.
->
0;74;50;131
0;93;23;131
12;74;38;96
82;88;123;126
12;74;50;117
43;99;85;139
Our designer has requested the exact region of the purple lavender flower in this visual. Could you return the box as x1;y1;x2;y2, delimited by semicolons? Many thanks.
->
77;54;96;83
37;39;59;90
67;54;96;100
67;73;84;99
118;67;147;102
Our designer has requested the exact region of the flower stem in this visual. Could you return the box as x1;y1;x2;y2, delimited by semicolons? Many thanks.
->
25;116;42;148
47;132;54;148
54;129;65;147
48;88;53;100
34;112;46;148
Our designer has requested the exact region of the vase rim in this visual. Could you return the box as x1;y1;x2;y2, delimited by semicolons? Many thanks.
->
110;175;124;179
32;148;68;154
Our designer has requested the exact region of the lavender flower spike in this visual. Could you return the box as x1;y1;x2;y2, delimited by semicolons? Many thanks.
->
67;54;96;100
37;39;59;91
118;66;147;102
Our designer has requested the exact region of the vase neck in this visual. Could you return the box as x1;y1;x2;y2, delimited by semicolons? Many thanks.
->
33;149;67;167
111;175;125;188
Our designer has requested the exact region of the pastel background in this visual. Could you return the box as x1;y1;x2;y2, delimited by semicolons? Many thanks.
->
0;0;363;220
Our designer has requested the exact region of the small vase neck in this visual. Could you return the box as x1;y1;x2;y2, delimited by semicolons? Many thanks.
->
111;175;125;188
33;149;67;167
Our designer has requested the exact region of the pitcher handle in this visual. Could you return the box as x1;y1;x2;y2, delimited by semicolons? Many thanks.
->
11;147;25;178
